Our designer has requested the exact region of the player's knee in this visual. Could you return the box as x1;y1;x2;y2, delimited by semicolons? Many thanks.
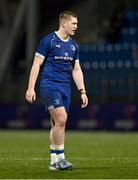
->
55;113;67;126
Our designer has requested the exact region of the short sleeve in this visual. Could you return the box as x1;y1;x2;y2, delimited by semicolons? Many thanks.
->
73;44;79;61
35;37;50;59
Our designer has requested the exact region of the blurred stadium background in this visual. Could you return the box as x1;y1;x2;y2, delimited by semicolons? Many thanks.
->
1;0;138;131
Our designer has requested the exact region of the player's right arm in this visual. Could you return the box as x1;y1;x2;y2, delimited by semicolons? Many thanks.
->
25;56;44;103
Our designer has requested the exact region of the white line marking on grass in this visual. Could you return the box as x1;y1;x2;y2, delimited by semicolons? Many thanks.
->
0;157;137;161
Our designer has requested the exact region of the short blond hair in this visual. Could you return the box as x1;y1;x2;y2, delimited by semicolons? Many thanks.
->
59;11;77;25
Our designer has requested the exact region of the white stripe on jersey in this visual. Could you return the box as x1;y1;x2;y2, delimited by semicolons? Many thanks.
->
35;52;45;59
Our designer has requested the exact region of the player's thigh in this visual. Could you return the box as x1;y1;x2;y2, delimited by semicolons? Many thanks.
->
50;107;67;124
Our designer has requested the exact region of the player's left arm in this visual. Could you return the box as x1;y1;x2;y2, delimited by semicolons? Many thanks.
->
72;60;88;108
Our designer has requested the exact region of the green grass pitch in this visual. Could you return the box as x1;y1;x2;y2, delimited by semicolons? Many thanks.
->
0;130;138;179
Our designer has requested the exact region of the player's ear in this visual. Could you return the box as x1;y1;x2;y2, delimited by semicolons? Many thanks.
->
62;23;66;28
61;20;67;28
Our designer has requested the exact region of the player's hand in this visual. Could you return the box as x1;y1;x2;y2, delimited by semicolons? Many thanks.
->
81;93;88;108
25;89;36;104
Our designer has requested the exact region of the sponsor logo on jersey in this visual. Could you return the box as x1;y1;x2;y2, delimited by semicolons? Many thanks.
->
71;45;75;51
55;56;73;61
55;44;61;48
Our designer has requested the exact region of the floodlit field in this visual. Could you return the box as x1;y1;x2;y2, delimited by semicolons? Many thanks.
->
0;130;138;179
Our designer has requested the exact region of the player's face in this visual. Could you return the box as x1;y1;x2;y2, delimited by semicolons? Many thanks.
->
65;17;78;36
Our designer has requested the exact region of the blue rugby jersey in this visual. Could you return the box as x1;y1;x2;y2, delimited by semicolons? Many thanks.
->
35;32;79;87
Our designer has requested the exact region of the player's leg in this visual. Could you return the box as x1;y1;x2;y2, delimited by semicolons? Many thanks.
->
50;106;67;158
50;106;73;170
48;107;66;170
